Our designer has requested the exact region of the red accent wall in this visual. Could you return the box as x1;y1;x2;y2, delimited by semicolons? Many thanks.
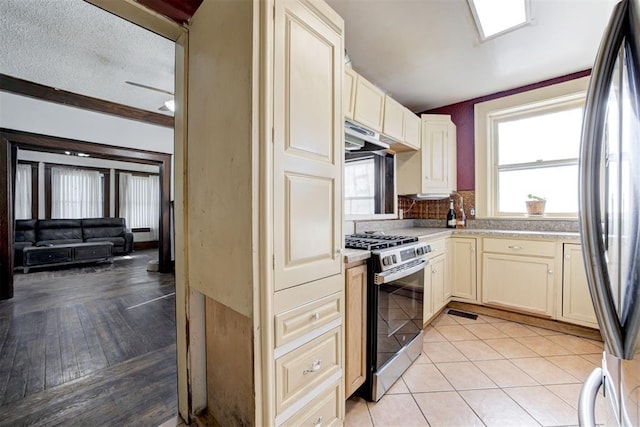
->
423;69;592;190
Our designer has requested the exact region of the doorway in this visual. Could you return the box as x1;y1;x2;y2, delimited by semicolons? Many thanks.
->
0;1;186;423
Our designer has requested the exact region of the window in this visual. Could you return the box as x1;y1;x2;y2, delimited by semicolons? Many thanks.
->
475;77;589;218
50;167;104;218
119;173;159;239
14;163;32;219
345;157;376;215
468;0;530;40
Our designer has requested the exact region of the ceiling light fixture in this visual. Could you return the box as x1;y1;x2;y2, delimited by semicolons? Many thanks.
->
164;99;175;112
468;0;530;41
77;153;90;157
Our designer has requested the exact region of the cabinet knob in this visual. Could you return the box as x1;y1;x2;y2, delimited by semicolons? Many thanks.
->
548;270;553;275
470;247;475;252
335;248;342;255
311;312;320;321
432;268;437;274
303;359;322;375
314;416;323;427
565;254;571;259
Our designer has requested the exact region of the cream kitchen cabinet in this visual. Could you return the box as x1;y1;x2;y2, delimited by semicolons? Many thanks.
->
482;238;556;317
450;237;477;301
344;67;357;121
352;73;385;132
561;244;598;328
423;238;449;323
396;114;457;196
382;94;404;142
345;263;367;398
401;108;421;151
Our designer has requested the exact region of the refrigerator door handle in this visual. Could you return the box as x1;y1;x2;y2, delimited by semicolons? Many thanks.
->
579;0;626;358
578;367;603;427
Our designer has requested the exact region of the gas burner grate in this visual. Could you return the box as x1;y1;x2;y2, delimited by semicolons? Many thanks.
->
345;234;418;250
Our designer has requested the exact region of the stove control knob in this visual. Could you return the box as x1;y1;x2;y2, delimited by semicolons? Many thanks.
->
416;247;424;255
392;255;397;263
382;256;391;266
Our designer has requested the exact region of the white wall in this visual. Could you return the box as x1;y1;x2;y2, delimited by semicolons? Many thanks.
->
0;92;174;154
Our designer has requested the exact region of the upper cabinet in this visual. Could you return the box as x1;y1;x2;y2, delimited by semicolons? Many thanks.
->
401;108;421;151
345;69;420;152
382;95;404;142
353;73;385;132
344;67;357;121
397;114;457;195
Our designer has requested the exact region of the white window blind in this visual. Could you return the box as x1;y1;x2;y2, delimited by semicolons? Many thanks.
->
119;173;159;239
51;167;104;219
15;164;32;220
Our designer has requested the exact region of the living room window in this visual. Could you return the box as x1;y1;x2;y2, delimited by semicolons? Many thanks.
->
475;77;589;218
49;166;105;219
14;163;32;219
118;172;160;239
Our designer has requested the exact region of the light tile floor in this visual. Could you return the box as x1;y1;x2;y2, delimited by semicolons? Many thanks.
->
346;311;607;427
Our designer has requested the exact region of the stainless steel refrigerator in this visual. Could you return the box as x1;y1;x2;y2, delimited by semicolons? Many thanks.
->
579;0;640;425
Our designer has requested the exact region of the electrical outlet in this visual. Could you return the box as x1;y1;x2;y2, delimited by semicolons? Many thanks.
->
470;207;475;217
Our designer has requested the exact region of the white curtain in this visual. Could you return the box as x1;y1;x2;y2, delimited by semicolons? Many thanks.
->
14;164;32;219
51;167;103;219
119;173;160;240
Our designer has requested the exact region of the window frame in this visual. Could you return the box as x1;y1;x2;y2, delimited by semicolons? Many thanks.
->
114;170;160;234
474;77;590;219
44;163;110;219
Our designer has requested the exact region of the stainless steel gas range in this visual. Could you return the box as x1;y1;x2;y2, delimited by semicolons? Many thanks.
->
345;234;431;401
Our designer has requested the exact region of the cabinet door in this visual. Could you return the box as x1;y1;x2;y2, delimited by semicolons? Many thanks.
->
423;265;434;324
430;254;447;313
482;253;555;316
562;244;598;328
344;67;356;120
402;108;421;150
273;0;343;291
382;95;404;141
353;75;385;132
450;237;477;300
345;265;366;397
421;118;451;193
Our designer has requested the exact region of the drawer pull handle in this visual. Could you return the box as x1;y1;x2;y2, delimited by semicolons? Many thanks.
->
311;312;320;321
508;245;523;250
303;359;322;375
314;416;323;427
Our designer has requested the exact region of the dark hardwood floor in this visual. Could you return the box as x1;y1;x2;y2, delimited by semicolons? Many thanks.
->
0;250;177;426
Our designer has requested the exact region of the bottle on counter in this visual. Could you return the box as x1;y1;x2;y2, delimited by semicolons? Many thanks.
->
446;198;456;228
457;197;466;228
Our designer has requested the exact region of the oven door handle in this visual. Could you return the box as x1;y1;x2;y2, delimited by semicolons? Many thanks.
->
374;259;428;285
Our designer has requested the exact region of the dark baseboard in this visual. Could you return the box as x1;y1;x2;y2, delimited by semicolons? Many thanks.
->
134;241;159;250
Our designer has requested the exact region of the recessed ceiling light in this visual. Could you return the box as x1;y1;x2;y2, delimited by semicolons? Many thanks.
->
468;0;530;40
77;153;90;157
64;151;71;155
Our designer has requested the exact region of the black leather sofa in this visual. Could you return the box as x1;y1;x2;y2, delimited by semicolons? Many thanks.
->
14;218;134;267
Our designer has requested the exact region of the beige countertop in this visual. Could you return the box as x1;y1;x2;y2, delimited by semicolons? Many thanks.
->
343;227;581;264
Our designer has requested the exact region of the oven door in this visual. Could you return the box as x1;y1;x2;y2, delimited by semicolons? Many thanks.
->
366;258;426;401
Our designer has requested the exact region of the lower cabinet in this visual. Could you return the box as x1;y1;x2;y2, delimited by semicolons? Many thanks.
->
428;254;447;315
482;252;555;317
345;264;367;398
561;244;598;328
450;237;477;301
281;380;342;427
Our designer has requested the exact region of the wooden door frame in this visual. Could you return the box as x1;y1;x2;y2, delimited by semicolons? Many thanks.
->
0;129;173;299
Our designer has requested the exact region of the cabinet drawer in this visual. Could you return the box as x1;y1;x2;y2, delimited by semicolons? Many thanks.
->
24;247;72;265
74;244;112;260
275;292;341;347
276;327;341;413
280;380;341;427
483;238;555;257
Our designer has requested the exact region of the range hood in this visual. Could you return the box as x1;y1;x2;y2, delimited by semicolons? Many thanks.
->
407;193;450;200
345;120;390;152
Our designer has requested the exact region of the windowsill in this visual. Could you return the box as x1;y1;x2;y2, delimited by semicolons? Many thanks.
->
476;216;578;221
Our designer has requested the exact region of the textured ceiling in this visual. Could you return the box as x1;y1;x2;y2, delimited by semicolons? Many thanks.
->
0;0;175;116
327;0;617;111
0;0;618;116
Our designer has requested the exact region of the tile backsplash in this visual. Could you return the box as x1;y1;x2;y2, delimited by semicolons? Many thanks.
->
398;190;475;221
